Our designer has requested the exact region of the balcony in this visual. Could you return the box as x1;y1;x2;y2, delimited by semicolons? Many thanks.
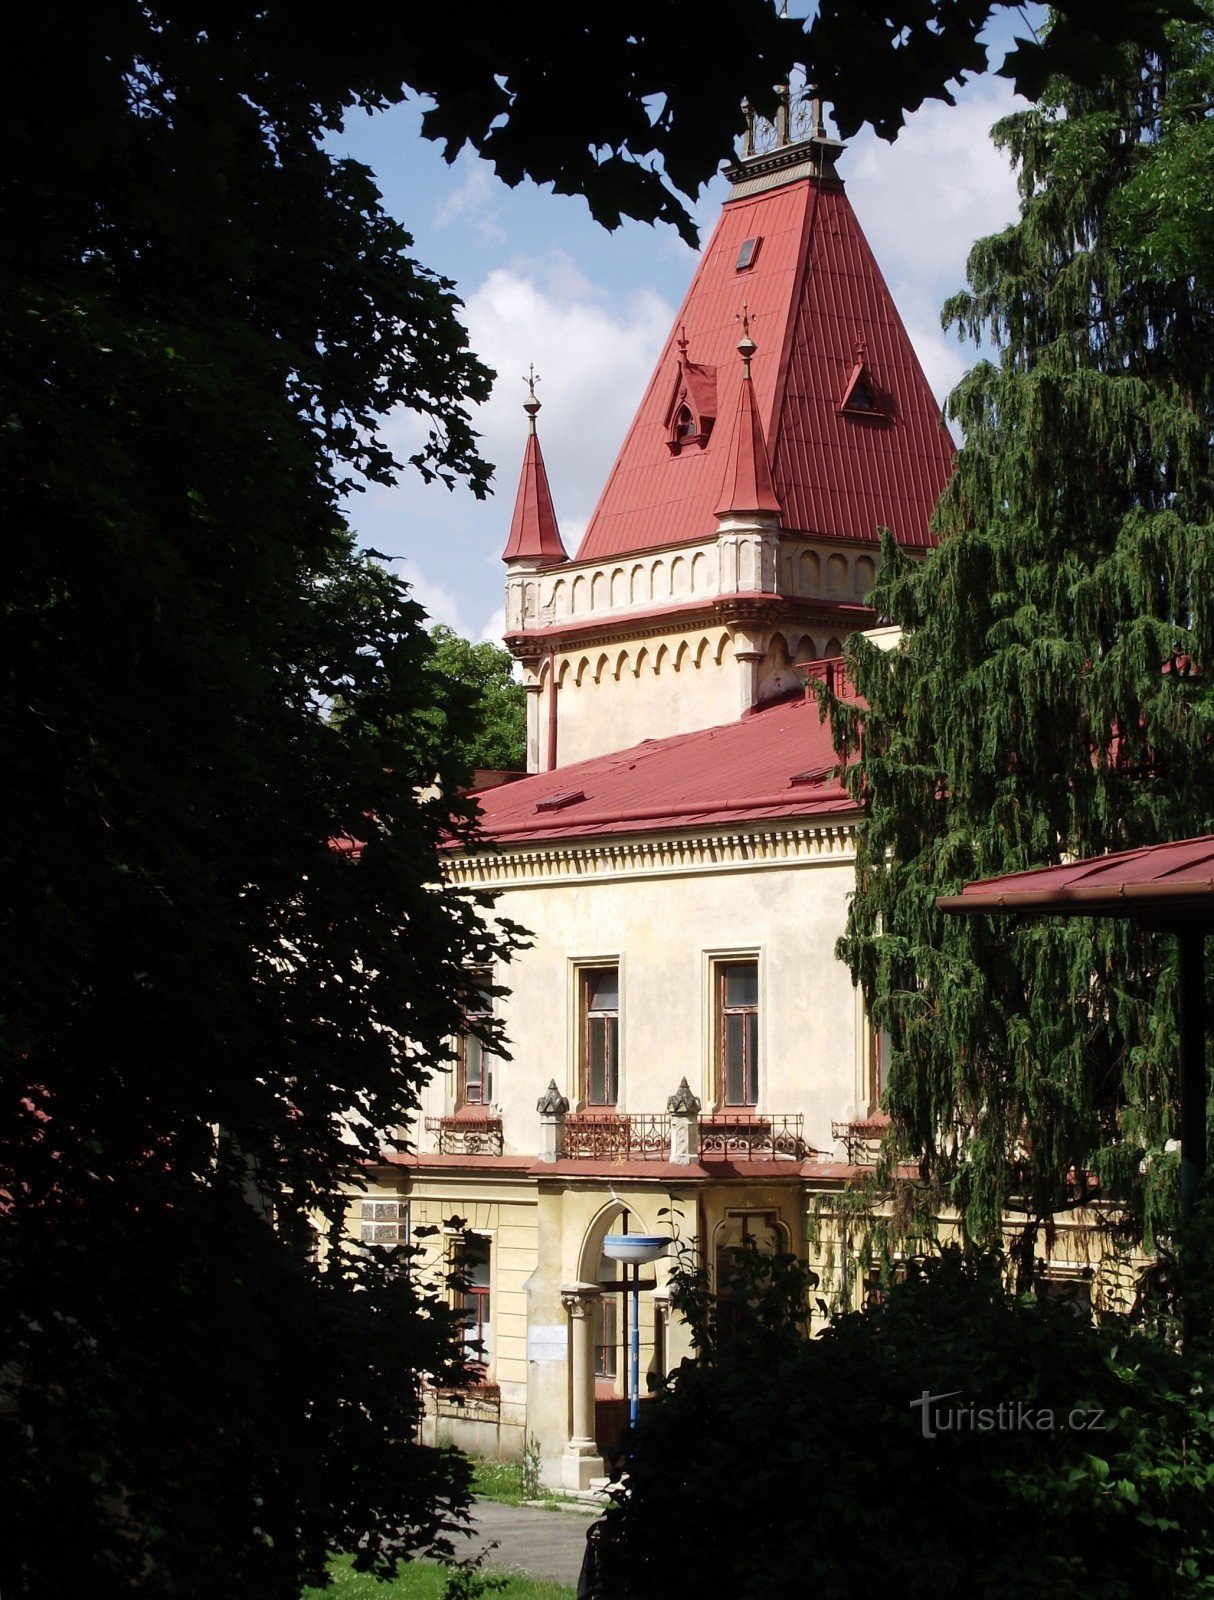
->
425;1109;504;1157
422;1102;813;1163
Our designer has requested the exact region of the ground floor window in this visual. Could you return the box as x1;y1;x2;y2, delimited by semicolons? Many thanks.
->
594;1293;619;1381
455;1233;492;1368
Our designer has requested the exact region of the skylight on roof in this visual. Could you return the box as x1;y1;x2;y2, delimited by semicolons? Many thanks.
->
735;237;762;271
535;789;586;813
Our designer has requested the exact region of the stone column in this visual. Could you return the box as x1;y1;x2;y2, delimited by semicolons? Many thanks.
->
731;628;765;715
560;1282;604;1490
667;1077;702;1166
523;674;543;773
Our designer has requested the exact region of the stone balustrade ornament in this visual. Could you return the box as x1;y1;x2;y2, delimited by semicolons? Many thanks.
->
537;1079;571;1116
667;1076;702;1165
537;1078;570;1162
666;1077;702;1116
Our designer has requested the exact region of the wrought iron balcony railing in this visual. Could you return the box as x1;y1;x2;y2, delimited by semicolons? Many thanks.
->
564;1112;670;1161
699;1112;807;1160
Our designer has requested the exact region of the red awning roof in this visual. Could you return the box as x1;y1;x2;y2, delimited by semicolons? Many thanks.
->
938;835;1214;927
457;690;856;847
575;167;953;562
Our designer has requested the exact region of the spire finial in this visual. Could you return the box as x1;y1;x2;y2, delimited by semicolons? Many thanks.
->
737;304;757;378
810;88;827;141
677;324;689;359
522;364;541;434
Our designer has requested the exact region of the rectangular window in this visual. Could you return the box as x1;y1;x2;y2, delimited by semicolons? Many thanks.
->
594;1293;619;1381
455;1234;492;1367
581;966;619;1106
863;1022;891;1115
717;960;759;1107
458;983;494;1106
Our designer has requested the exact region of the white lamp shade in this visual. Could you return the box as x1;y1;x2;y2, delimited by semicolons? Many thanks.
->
602;1233;671;1264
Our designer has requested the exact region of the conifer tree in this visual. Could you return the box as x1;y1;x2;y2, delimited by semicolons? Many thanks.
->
825;8;1214;1259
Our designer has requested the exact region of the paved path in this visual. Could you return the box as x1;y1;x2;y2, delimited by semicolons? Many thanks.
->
453;1499;600;1589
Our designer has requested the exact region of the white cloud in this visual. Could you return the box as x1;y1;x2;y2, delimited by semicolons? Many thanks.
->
479;605;507;646
433;161;507;243
845;83;1023;411
404;565;471;636
458;260;673;532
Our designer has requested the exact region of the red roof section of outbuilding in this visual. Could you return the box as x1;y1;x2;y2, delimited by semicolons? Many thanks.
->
502;424;567;564
574;157;954;562
455;689;856;847
938;835;1214;923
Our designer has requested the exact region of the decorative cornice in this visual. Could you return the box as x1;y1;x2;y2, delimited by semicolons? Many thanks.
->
505;595;877;660
447;820;858;888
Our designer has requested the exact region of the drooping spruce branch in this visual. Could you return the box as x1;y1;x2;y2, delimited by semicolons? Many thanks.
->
817;8;1214;1259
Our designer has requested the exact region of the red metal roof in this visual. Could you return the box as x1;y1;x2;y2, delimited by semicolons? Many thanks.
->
458;691;856;846
938;835;1214;925
715;358;781;516
575;165;953;562
502;423;567;564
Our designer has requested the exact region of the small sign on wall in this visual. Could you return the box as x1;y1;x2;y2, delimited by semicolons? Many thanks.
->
527;1324;569;1363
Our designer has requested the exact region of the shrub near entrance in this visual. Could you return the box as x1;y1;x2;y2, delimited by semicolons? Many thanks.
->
595;1249;1214;1600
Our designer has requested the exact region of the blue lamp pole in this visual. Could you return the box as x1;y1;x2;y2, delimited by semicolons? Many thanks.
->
602;1234;670;1430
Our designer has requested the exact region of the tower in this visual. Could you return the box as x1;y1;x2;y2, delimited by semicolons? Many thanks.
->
500;114;954;770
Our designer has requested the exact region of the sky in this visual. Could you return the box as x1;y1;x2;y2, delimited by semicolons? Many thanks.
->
332;25;1037;646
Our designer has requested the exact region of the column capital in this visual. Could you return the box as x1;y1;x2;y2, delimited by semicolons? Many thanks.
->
559;1280;602;1316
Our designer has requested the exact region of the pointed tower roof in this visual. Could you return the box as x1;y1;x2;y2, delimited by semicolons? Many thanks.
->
502;373;568;565
715;316;781;517
576;136;953;562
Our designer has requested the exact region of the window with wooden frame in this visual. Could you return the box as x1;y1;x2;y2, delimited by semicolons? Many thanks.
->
594;1287;619;1382
457;981;495;1107
715;958;759;1107
454;1233;492;1368
863;1022;891;1115
580;966;619;1106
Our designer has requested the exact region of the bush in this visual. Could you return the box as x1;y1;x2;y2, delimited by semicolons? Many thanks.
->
596;1247;1214;1599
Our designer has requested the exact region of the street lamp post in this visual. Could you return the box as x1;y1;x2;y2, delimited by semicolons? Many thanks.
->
602;1234;671;1429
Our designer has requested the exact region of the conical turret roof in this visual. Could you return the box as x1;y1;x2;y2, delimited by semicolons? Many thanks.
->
575;140;953;561
502;395;567;564
715;328;781;517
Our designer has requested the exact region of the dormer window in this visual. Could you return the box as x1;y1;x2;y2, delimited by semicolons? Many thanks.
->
839;357;883;418
664;358;717;455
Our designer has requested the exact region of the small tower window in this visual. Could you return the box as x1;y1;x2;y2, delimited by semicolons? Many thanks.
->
675;405;696;439
735;237;762;272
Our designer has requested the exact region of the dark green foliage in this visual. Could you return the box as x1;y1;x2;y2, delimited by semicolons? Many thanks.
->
0;7;517;1596
425;627;527;774
820;7;1214;1252
598;1246;1214;1599
2;4;1206;1596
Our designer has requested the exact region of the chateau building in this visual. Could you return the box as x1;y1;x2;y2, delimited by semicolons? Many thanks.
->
360;116;982;1488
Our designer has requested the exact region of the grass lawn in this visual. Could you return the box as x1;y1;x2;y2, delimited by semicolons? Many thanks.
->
303;1555;574;1600
470;1458;568;1511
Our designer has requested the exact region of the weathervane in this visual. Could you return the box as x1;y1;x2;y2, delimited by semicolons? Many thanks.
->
737;305;757;376
522;364;541;433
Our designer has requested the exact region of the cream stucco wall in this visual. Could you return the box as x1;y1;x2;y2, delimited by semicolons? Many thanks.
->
422;821;867;1156
510;528;882;769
